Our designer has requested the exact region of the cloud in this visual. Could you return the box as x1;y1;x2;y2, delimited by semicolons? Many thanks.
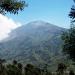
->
0;14;21;41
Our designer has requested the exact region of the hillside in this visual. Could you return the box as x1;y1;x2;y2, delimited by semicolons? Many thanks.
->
0;21;66;66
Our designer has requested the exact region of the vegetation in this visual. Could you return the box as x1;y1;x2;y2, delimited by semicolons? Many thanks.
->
0;59;74;75
69;0;75;21
61;25;75;61
61;0;75;61
0;0;27;15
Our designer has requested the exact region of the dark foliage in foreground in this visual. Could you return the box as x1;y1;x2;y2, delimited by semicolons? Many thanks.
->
0;0;27;14
0;59;74;75
62;0;75;61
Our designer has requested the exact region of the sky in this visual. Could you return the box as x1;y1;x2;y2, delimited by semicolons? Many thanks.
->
6;0;74;28
0;0;74;40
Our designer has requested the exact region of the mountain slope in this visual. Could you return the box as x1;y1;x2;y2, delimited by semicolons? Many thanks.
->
0;21;65;65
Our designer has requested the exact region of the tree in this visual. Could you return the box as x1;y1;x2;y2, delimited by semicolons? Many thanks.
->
0;59;6;75
69;0;75;17
69;70;75;75
0;0;27;15
56;63;67;75
62;0;75;61
62;27;75;60
13;60;18;65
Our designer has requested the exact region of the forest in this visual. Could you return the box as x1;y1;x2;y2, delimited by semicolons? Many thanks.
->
0;59;74;75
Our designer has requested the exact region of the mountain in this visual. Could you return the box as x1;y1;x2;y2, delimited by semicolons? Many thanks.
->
0;21;66;65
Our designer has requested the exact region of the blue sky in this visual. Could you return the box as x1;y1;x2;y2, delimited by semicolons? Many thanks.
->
6;0;74;28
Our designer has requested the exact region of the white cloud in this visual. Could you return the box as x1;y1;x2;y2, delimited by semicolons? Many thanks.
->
0;14;21;41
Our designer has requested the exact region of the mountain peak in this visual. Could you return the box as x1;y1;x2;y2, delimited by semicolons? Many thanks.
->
26;20;52;27
25;20;64;30
28;20;48;24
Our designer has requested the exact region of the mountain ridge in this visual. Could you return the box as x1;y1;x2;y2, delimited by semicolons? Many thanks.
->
0;21;66;65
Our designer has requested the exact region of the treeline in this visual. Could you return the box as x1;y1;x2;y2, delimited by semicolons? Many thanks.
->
0;59;75;75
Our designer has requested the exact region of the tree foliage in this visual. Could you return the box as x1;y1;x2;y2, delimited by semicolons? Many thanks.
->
0;0;27;14
0;59;53;75
62;27;75;60
0;58;75;75
62;0;75;61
